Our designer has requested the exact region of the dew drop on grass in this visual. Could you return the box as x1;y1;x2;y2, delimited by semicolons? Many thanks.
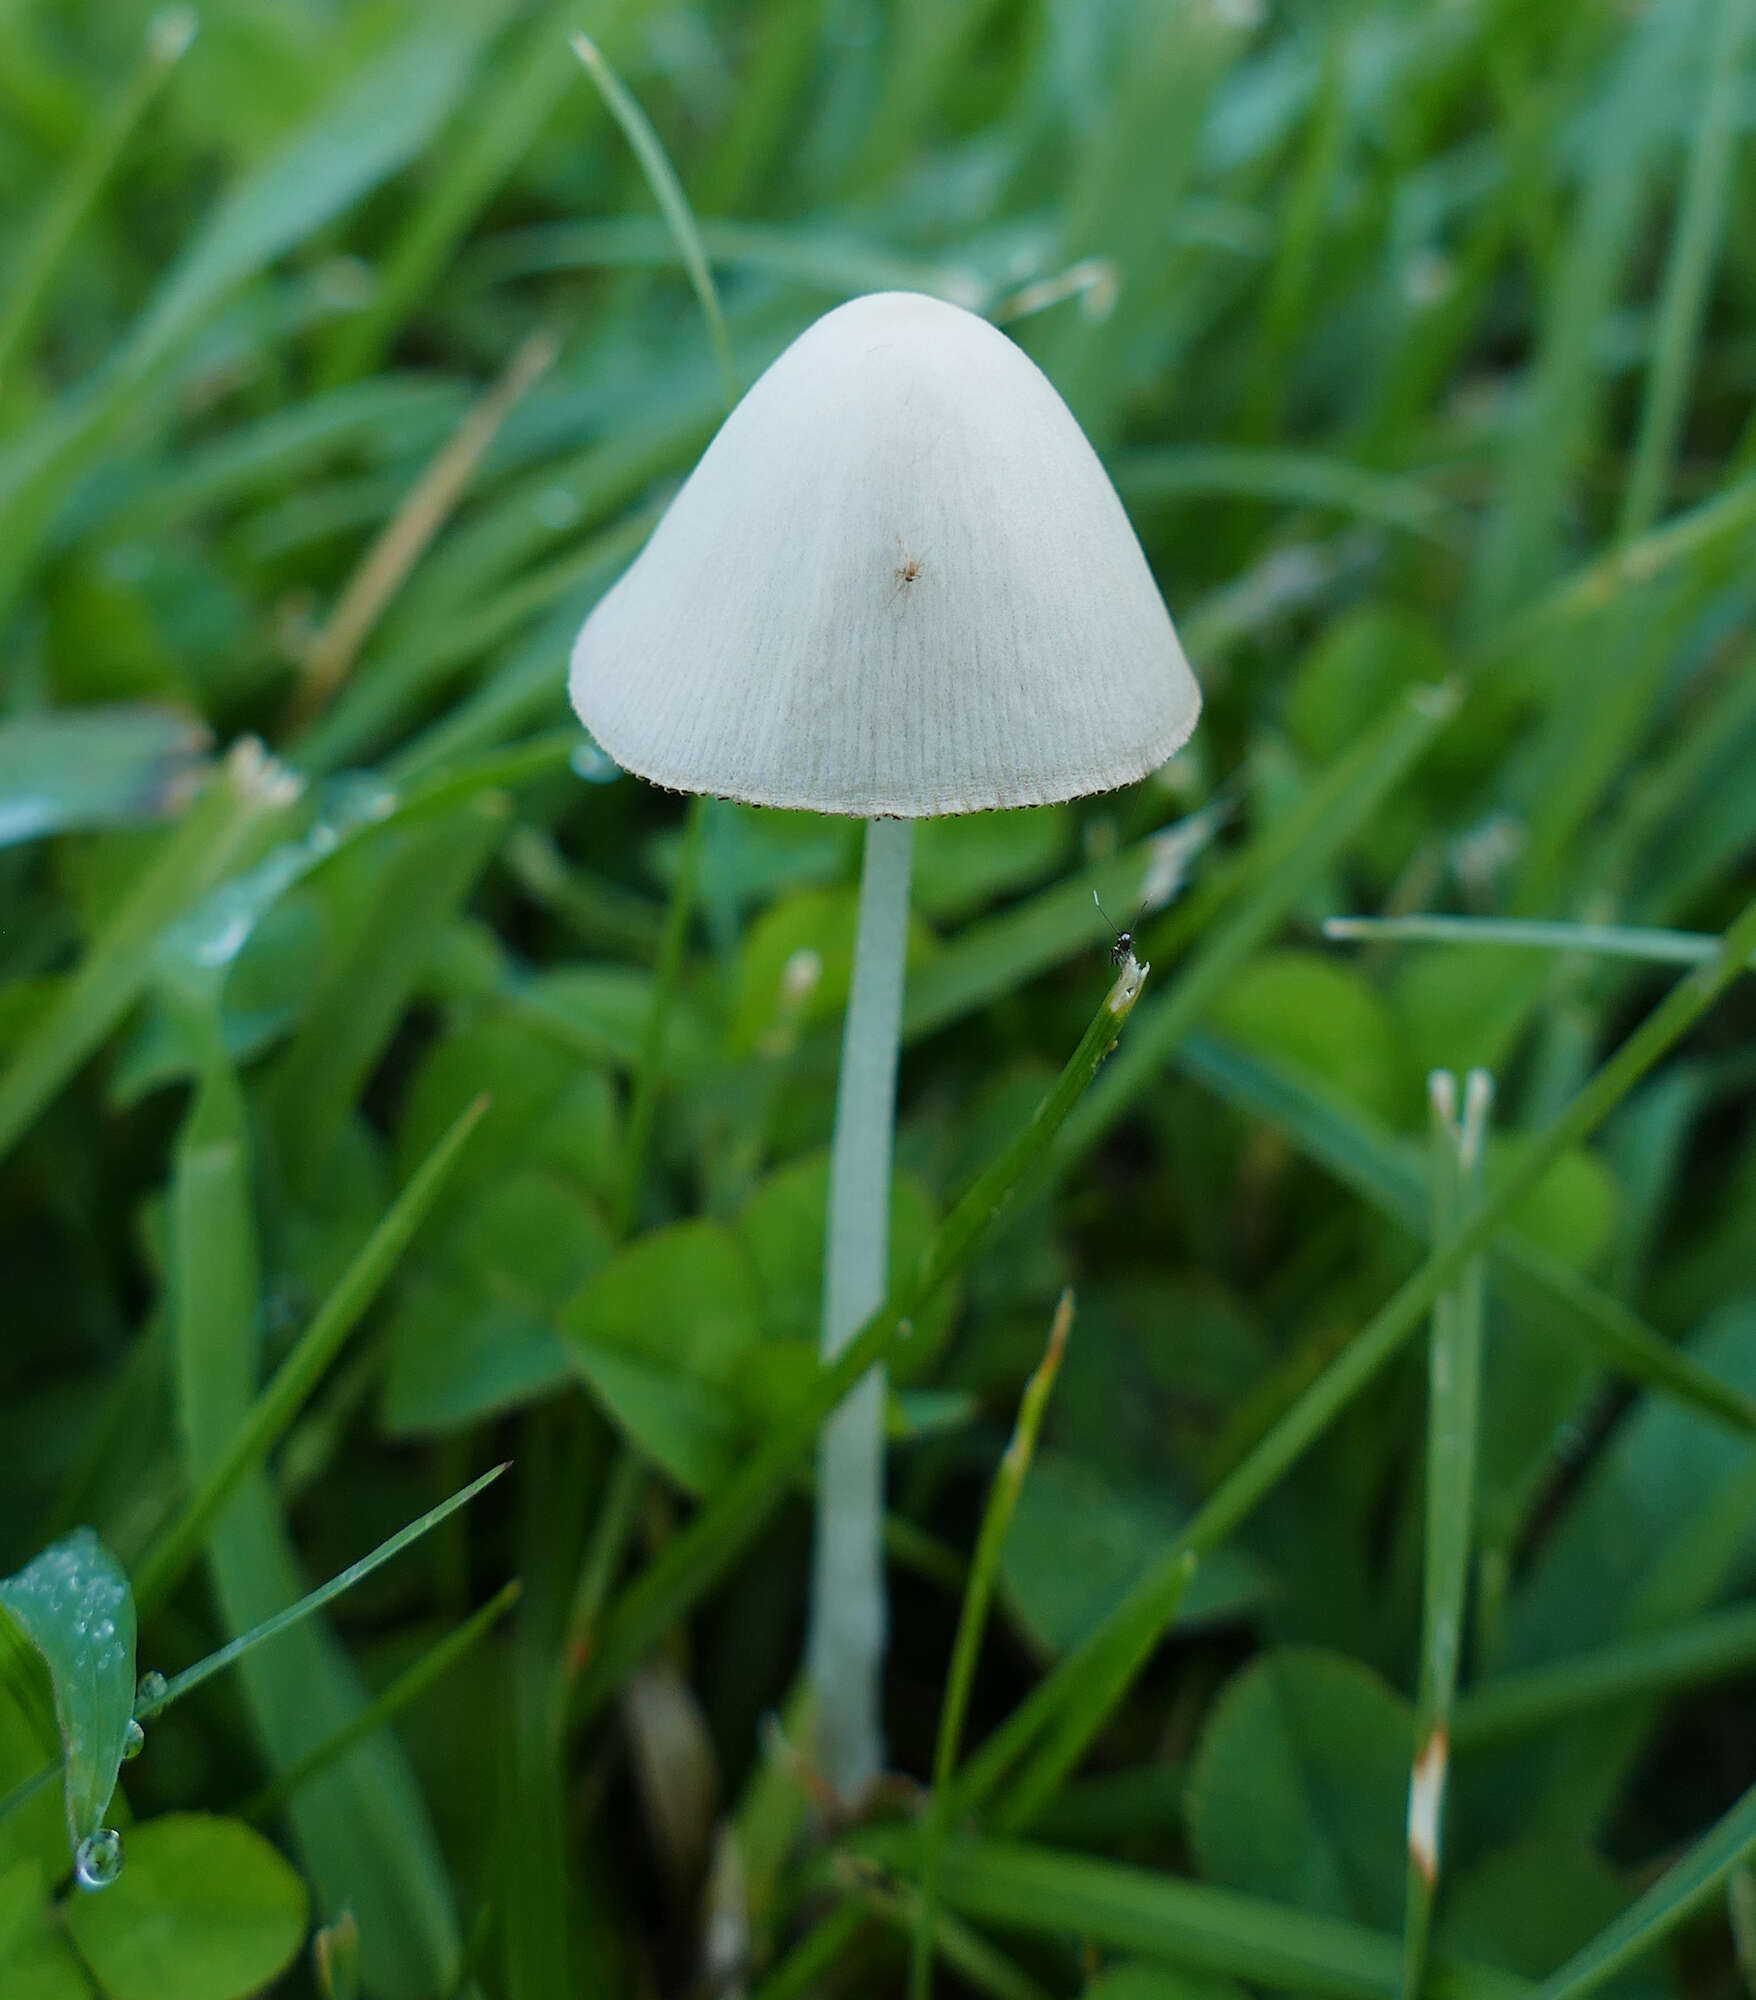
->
121;1719;145;1761
74;1828;122;1890
135;1670;168;1716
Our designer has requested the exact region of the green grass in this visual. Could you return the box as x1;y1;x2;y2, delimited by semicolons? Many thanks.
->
2;2;1756;1998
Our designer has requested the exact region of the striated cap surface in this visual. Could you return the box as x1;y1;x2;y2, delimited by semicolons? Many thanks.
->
570;291;1200;816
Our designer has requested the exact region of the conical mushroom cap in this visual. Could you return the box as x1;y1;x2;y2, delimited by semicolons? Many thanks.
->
570;291;1200;817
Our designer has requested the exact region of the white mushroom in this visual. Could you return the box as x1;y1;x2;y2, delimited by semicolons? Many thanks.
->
570;289;1200;1800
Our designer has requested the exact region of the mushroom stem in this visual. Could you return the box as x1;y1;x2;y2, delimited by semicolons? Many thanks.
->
808;813;913;1801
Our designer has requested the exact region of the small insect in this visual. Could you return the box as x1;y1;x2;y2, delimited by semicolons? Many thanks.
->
890;535;924;600
1093;889;1144;967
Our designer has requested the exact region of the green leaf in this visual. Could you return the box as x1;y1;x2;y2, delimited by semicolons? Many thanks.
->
735;1154;955;1383
910;809;1074;925
63;1815;307;2000
1209;951;1412;1126
999;1454;1267;1658
559;1219;761;1491
1522;1771;1756;2000
0;1617;62;1879
1435;1839;1644;1993
1485;1296;1756;1837
0;1858;91;1999
0;1534;135;1860
382;1171;610;1435
395;1012;619;1213
1186;1648;1412;1932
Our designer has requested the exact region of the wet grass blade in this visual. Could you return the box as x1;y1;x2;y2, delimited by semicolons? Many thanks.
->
1403;1071;1492;2000
913;1291;1073;2000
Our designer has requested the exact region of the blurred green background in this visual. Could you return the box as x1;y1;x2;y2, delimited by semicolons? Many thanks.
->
4;0;1756;1996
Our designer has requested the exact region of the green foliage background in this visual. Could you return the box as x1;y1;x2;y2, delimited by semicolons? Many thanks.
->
2;0;1756;1995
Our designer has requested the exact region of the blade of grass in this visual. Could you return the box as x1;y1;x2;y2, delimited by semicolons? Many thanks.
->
1618;0;1756;540
166;1012;463;1994
913;1290;1073;2000
1526;1776;1756;2000
287;328;559;728
0;19;486;626
461;216;987;311
304;457;685;777
0;7;196;391
314;0;604;387
240;1579;521;1823
853;1856;1052;2000
1482;472;1756;665
1324;914;1747;968
561;1448;646;1677
1175;1029;1756;1436
262;790;509;1195
748;1900;869;2000
0;1756;60;1831
1403;1070;1492;2000
954;890;1756;1822
132;1092;492;1616
902;798;1230;1044
569;31;738;409
1110;446;1456;541
862;1834;1527;2000
136;1464;508;1720
1058;681;1459;1164
1453;1600;1756;1747
569;952;1154;1726
1464;0;1679;627
0;739;301;1166
989;1553;1199;1837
